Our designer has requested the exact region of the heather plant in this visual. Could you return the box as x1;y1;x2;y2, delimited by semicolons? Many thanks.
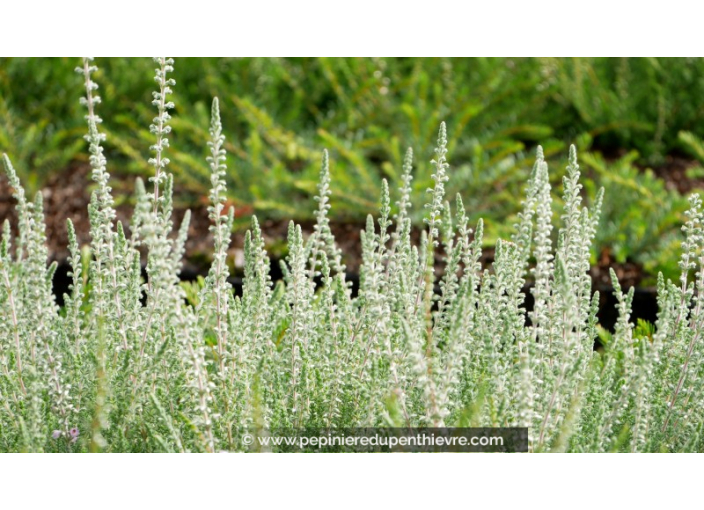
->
2;58;704;452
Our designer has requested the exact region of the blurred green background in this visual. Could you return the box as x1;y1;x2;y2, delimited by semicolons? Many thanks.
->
3;57;704;283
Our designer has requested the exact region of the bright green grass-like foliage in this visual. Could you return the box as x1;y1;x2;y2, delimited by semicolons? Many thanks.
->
1;58;704;452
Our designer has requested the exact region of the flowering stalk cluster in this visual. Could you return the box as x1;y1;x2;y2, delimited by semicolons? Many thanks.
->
2;58;704;452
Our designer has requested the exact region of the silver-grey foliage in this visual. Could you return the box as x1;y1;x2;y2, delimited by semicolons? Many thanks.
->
1;58;703;452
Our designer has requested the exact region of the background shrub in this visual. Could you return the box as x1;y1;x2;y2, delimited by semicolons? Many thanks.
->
2;58;703;280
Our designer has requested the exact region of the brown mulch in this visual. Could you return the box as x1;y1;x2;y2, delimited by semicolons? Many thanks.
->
590;247;644;290
0;163;240;270
649;155;704;194
0;161;93;261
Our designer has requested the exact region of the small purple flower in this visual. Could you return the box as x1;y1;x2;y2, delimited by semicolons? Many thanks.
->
51;430;61;440
70;427;79;438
